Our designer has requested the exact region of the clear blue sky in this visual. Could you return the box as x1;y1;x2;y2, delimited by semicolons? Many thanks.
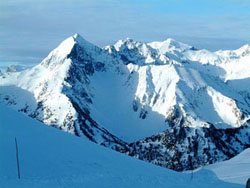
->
1;0;250;65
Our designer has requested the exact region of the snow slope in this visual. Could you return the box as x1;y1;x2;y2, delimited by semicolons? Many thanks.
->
106;38;250;130
205;148;250;185
0;103;244;188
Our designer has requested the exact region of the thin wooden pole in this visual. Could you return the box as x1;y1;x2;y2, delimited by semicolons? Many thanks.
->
15;137;21;179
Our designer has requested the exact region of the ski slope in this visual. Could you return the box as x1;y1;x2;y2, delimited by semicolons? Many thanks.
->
205;148;250;185
0;103;245;188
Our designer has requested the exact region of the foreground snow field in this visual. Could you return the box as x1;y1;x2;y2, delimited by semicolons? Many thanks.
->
206;148;250;185
0;103;246;188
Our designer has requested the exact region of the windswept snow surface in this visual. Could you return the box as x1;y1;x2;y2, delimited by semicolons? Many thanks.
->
205;148;250;185
0;104;244;188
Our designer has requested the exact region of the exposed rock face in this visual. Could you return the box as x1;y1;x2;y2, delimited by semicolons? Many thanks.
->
128;125;250;171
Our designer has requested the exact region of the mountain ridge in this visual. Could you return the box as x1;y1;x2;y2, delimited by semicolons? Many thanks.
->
0;33;249;171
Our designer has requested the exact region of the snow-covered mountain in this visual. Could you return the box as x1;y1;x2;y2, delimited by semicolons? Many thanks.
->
0;103;246;188
0;34;249;171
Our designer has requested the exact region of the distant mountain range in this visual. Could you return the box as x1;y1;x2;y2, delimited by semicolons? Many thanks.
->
0;33;249;171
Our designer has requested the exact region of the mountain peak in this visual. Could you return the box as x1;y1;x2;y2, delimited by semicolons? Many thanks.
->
113;38;140;51
72;33;94;48
52;35;76;57
162;37;177;44
73;33;81;40
235;44;250;56
51;33;95;57
148;38;191;53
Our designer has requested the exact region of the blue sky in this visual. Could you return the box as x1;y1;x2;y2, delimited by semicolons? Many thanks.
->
1;0;250;66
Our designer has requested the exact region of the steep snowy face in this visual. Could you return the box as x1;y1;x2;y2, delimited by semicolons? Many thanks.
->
0;34;128;149
106;39;250;130
104;38;250;170
183;43;250;81
0;34;86;133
